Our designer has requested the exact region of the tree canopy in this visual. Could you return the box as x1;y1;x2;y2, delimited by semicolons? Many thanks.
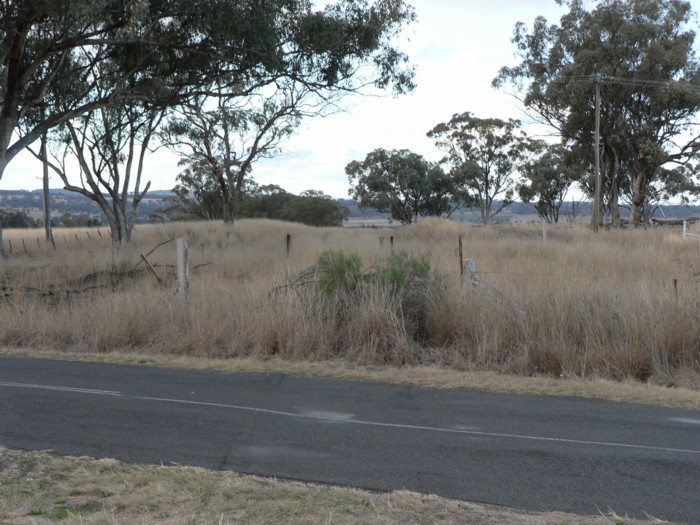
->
427;113;536;225
0;0;416;178
518;144;584;223
346;148;462;224
494;0;700;226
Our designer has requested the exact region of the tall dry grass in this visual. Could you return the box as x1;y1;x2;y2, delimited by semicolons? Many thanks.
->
1;218;699;388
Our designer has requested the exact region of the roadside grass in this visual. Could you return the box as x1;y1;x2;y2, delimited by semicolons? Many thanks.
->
1;219;699;390
0;447;674;525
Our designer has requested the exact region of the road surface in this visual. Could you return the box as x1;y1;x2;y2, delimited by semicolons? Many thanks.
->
1;356;699;522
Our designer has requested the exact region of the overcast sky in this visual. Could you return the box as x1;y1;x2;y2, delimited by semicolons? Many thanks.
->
3;0;699;197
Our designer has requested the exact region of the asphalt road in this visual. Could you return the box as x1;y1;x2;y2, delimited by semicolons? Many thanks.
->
1;356;699;522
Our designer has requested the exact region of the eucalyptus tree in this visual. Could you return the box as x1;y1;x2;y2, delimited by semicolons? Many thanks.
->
31;99;165;247
346;148;462;224
160;83;306;224
0;0;416;180
494;0;700;227
518;144;583;223
427;113;536;225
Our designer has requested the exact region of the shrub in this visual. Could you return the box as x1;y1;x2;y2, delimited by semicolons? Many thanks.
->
317;250;363;294
311;250;441;353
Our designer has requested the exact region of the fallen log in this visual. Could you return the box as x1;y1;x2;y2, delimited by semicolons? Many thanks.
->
651;217;699;226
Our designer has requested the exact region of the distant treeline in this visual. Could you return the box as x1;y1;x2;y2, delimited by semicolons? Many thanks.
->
1;189;700;228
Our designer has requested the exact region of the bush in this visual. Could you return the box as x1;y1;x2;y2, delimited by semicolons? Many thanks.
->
0;209;41;228
317;250;363;294
312;250;441;353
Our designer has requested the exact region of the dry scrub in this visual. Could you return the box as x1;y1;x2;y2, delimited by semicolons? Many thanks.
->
1;219;699;389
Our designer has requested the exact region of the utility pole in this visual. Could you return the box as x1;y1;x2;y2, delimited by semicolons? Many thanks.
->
40;131;55;249
591;74;602;233
589;74;614;232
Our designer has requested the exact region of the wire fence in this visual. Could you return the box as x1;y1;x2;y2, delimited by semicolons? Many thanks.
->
683;221;700;240
1;228;109;256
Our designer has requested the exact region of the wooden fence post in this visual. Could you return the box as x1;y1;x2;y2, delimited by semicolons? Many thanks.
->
285;234;292;280
177;238;189;297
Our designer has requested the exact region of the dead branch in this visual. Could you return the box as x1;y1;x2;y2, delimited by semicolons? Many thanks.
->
132;237;176;270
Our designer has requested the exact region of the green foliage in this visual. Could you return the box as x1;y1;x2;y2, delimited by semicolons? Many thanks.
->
428;113;538;225
55;213;102;228
314;249;439;342
0;0;416;190
316;250;433;297
289;190;349;227
159;93;303;224
0;209;41;228
518;144;584;223
317;250;363;294
239;184;295;221
372;251;431;290
150;158;228;222
346;148;465;224
157;180;348;227
494;0;700;226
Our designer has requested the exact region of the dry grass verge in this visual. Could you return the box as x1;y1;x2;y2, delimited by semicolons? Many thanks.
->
1;219;699;389
0;447;675;525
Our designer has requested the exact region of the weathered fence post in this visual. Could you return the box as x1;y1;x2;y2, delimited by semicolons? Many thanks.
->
463;258;475;279
379;236;385;248
683;220;687;240
177;237;189;297
542;222;547;243
459;236;464;280
285;234;292;280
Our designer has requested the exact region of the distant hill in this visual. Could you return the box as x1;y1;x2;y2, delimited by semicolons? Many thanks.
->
0;189;173;224
1;189;699;225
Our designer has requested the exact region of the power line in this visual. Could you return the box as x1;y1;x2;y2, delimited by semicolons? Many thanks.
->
543;74;700;92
